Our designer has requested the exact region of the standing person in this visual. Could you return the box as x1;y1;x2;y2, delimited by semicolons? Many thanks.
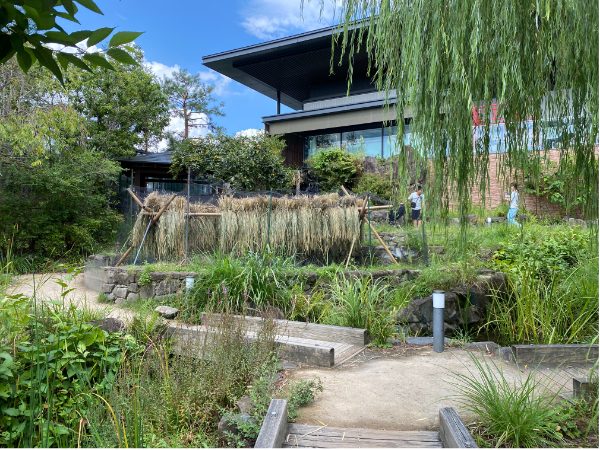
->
408;185;424;227
506;182;520;226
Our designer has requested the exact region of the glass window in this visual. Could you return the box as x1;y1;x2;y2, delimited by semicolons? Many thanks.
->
383;126;398;158
342;128;382;157
305;132;340;158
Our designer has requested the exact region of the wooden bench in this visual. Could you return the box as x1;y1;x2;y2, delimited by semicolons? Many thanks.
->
166;322;360;367
202;313;369;346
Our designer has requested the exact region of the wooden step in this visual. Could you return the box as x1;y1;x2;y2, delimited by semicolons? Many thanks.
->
202;313;369;346
166;322;364;367
283;424;442;448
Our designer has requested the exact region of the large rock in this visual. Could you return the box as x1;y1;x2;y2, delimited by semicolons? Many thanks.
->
90;317;126;333
396;271;506;334
155;305;179;319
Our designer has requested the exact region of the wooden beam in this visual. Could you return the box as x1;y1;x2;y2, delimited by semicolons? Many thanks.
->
345;236;356;269
368;221;398;264
511;344;599;367
439;407;478;448
255;399;288;448
126;188;152;212
150;194;177;224
115;245;134;267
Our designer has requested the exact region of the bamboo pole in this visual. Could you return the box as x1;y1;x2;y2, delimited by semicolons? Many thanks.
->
126;188;152;212
345;236;356;269
115;245;134;267
367;220;398;264
341;187;397;264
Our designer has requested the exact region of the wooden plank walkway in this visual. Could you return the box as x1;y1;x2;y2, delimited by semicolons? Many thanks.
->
282;424;442;448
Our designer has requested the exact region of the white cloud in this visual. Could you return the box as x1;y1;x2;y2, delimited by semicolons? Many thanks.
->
46;39;101;54
235;128;264;138
145;60;181;80
241;0;342;40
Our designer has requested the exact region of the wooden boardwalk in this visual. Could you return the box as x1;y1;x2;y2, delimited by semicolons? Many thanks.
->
282;424;442;448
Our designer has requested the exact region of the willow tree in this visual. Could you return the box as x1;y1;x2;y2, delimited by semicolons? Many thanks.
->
327;0;598;231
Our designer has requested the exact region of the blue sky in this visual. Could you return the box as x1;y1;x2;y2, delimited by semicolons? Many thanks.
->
67;0;340;141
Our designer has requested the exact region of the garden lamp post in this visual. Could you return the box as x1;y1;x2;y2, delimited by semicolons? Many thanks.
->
433;290;445;353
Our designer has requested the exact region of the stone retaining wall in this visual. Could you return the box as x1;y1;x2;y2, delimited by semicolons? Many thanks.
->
85;260;195;304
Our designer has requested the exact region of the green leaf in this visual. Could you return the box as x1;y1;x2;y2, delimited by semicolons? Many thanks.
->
44;31;75;46
17;50;34;72
0;35;15;64
56;52;92;72
69;30;93;44
109;31;144;48
75;0;103;14
106;47;137;65
56;11;80;23
83;52;114;70
2;407;20;417
87;27;114;47
62;0;79;17
32;46;64;84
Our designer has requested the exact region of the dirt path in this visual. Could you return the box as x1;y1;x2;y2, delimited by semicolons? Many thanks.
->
287;346;535;431
8;272;135;323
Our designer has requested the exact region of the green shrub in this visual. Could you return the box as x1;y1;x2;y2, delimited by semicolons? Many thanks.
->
307;147;363;192
0;295;141;447
355;173;394;200
171;133;292;191
493;226;588;279
452;355;567;448
286;378;323;421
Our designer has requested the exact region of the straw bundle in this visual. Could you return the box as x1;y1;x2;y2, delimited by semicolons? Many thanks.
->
218;194;360;259
131;192;360;261
132;192;219;260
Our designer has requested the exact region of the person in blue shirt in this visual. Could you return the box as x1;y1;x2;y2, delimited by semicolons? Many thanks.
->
506;182;520;226
408;185;424;228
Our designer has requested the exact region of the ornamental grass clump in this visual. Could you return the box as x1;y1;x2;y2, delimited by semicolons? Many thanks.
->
451;355;566;448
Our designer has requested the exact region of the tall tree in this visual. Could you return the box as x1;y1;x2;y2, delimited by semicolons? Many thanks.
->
0;0;142;81
66;48;170;157
162;69;224;139
330;0;598;228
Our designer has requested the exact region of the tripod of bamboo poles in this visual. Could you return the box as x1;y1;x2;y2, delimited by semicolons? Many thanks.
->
115;189;177;266
340;185;398;268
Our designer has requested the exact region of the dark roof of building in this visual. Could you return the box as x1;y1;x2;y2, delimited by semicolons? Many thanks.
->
119;151;173;165
202;24;371;110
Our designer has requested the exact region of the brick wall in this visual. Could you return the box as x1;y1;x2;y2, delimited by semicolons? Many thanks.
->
464;149;577;218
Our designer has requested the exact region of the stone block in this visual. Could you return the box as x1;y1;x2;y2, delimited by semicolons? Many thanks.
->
104;269;116;284
128;283;139;293
155;305;179;319
115;270;130;285
139;284;153;299
113;286;128;299
101;283;115;294
127;292;140;302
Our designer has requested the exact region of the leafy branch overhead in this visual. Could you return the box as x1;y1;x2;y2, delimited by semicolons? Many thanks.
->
0;0;143;81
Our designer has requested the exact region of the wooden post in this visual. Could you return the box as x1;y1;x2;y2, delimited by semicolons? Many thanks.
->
255;399;288;448
367;220;398;263
115;245;134;267
126;188;152;212
345;236;356;269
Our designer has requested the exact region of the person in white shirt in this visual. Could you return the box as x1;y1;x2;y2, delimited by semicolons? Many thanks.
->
408;185;424;228
506;182;520;226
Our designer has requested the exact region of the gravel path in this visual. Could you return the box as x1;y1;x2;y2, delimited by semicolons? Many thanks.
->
8;272;136;323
